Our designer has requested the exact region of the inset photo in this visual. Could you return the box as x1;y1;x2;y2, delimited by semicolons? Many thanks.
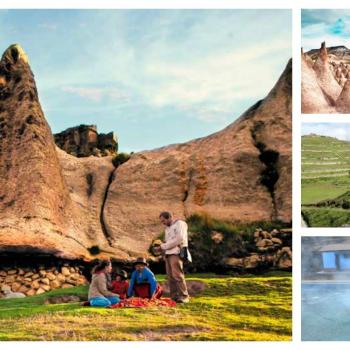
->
302;9;350;114
302;236;350;341
301;123;350;227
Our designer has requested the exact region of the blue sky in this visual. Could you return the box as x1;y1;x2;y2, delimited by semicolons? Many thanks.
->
302;10;350;51
0;10;291;152
302;123;350;141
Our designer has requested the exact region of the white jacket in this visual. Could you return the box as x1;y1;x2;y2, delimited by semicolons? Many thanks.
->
161;219;188;255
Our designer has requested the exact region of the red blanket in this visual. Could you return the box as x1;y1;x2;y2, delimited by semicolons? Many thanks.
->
110;297;176;308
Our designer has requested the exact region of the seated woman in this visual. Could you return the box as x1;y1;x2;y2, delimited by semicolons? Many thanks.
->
127;257;162;299
111;270;129;299
88;260;120;307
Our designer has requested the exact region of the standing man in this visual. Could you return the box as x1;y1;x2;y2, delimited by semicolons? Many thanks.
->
159;211;190;303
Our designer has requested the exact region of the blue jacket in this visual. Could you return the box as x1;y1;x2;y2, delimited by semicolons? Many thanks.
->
127;267;157;297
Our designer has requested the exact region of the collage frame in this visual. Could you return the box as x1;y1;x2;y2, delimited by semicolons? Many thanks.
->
1;0;350;348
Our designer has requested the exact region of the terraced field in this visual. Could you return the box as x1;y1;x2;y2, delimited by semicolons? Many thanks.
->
301;134;350;227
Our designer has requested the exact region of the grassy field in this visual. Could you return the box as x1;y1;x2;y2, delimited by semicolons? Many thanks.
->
301;134;350;226
0;273;291;341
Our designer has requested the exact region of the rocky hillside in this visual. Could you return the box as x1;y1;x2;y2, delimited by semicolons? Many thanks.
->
302;42;350;113
0;44;292;262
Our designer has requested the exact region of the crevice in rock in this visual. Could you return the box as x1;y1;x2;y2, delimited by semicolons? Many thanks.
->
99;168;116;246
251;121;280;220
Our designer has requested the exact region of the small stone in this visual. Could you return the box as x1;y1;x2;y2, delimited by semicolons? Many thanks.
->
61;267;70;276
31;281;40;289
40;284;51;292
271;237;282;245
76;277;87;286
46;272;56;281
31;274;40;280
5;276;16;284
39;270;47;277
70;273;80;281
24;272;33;278
0;271;7;277
50;280;61;289
41;278;50;285
1;284;11;292
11;282;22;292
61;283;74;289
65;278;77;285
57;274;66;282
26;289;36;296
36;288;46;295
18;285;29;294
7;269;17;275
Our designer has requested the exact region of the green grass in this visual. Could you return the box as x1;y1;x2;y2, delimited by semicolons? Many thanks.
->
0;273;291;341
301;181;350;204
302;207;350;227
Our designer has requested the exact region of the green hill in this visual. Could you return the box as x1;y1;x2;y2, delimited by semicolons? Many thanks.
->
301;134;350;227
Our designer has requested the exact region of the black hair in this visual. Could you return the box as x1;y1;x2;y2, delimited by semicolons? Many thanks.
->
159;211;172;219
91;260;111;274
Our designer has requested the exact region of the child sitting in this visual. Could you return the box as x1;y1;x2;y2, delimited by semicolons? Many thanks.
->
127;257;162;299
111;270;129;299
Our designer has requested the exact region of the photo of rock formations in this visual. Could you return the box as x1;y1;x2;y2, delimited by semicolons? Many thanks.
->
302;9;350;114
301;123;350;227
0;10;292;341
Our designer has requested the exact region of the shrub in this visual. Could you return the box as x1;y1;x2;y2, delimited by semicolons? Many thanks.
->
112;152;131;167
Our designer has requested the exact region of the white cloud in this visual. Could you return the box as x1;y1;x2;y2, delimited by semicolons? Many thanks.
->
62;86;128;102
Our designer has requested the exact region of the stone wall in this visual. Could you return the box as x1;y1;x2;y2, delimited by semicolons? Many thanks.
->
223;228;292;270
54;125;118;157
0;264;88;297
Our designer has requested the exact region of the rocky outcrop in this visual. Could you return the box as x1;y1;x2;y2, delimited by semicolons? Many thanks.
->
312;42;341;105
54;125;118;157
102;61;292;255
336;80;350;113
0;44;93;260
302;42;350;113
0;44;292;264
301;51;334;113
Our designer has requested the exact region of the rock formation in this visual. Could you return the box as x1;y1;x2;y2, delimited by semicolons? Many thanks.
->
312;42;341;104
0;44;292;267
301;51;333;113
336;79;350;113
102;60;292;255
0;44;90;260
302;42;350;113
54;125;118;157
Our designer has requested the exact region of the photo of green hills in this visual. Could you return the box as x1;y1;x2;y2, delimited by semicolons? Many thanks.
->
302;127;350;227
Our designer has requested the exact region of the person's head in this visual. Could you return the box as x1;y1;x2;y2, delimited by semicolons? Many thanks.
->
159;211;173;226
92;260;112;274
115;270;128;281
133;257;148;271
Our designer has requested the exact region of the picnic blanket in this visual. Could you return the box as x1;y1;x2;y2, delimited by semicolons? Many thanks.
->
110;297;176;308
